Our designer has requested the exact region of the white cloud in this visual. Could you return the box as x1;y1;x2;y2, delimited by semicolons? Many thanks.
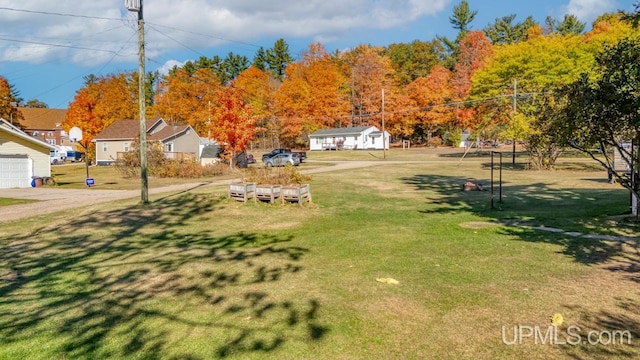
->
157;59;188;76
563;0;619;24
0;0;452;67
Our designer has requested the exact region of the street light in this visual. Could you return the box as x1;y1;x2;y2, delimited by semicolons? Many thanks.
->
125;0;148;203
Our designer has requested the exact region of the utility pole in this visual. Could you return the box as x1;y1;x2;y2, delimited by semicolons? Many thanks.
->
512;79;517;165
382;88;386;159
126;0;148;203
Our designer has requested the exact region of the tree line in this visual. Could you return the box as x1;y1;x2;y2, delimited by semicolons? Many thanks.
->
1;2;639;184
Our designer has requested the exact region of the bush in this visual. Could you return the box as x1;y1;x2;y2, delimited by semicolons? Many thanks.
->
428;137;443;148
242;164;311;186
115;139;229;179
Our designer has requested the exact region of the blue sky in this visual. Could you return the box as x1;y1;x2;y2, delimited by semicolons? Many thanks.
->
0;0;634;109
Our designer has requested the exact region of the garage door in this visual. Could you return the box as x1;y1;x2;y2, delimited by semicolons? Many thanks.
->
0;155;33;188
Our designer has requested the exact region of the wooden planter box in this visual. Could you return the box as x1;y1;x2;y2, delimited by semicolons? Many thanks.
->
282;184;311;205
229;182;256;202
255;184;282;203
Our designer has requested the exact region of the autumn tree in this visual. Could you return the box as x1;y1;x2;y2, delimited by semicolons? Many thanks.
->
209;85;258;169
470;30;594;145
406;65;454;143
234;66;280;147
385;40;446;86
346;45;396;127
451;30;493;131
154;67;222;135
275;43;350;146
63;73;139;163
0;76;23;127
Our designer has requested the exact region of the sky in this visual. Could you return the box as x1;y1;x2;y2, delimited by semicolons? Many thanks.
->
0;0;635;109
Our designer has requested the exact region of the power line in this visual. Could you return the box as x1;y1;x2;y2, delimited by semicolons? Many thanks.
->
0;36;132;56
0;6;124;21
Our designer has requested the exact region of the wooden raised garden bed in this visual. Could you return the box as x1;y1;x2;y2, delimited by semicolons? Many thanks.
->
228;182;256;202
255;184;282;203
282;184;311;205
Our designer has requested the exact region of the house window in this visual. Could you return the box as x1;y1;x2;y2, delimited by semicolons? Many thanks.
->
371;136;376;144
316;137;322;145
33;131;39;137
165;143;174;152
103;143;107;152
48;131;53;137
48;139;56;145
124;142;129;152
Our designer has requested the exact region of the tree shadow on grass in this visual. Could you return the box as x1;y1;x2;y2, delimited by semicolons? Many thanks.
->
403;173;640;357
560;297;640;359
403;173;638;265
0;193;327;359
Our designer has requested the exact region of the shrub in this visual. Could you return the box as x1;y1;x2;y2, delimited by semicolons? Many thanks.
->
115;139;229;179
242;164;311;186
428;137;443;148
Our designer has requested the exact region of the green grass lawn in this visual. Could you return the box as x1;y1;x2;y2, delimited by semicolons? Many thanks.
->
0;198;38;207
0;150;638;359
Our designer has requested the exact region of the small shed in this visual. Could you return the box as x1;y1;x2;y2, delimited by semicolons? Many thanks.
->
309;126;390;151
0;118;55;188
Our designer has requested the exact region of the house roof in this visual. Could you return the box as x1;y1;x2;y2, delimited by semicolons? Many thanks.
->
200;144;220;158
94;118;195;143
93;118;164;141
18;108;67;130
0;118;56;150
148;124;192;142
309;126;376;137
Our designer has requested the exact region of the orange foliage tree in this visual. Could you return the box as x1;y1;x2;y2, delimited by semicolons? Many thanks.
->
275;43;350;146
452;31;493;130
63;73;139;163
209;85;258;168
406;65;454;143
234;66;280;147
154;67;222;136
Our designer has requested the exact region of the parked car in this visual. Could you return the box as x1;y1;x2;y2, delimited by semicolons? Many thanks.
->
262;148;307;162
263;153;300;167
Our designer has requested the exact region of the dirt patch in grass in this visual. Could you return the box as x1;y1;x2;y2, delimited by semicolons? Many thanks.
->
459;221;500;229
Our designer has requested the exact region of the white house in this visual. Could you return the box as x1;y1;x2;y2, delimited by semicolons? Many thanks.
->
308;126;390;151
0;118;55;188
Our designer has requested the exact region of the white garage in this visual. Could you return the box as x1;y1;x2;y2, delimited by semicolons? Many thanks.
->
0;118;54;189
0;155;33;188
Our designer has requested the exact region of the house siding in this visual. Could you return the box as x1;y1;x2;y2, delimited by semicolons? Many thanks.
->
309;126;389;150
163;129;200;160
0;131;51;178
95;140;128;165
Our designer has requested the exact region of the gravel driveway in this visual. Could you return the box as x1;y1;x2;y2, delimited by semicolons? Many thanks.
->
1;161;383;223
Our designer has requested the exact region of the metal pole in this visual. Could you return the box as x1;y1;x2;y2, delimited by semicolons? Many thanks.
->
512;79;517;165
491;151;494;209
499;152;503;203
138;1;148;203
382;88;386;159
